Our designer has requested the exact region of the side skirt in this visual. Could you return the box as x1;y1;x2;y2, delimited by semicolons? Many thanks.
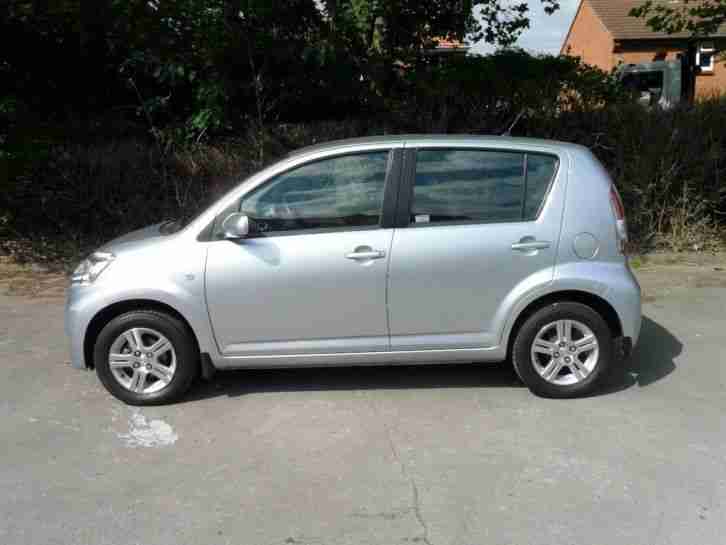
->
210;346;506;370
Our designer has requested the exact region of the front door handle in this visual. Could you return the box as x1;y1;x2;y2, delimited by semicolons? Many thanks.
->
346;248;386;261
511;239;551;252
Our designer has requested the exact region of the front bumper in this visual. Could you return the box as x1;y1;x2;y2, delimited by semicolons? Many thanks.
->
65;285;93;369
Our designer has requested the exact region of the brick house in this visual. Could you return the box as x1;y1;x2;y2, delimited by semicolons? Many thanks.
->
561;0;726;98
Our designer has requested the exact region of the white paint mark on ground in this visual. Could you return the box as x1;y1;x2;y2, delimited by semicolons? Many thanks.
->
117;408;178;448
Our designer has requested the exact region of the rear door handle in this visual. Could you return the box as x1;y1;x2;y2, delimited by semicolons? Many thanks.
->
346;250;386;261
511;240;551;252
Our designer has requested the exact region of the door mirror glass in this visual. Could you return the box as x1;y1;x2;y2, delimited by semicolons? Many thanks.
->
221;213;250;239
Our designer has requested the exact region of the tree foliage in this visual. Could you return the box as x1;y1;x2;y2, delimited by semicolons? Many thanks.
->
2;0;562;137
319;1;560;67
630;0;726;37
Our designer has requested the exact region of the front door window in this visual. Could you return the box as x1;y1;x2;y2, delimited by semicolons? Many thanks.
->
239;152;390;234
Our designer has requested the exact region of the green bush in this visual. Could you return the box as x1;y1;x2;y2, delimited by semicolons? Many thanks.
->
391;50;629;133
2;47;725;264
3;97;726;265
542;98;726;250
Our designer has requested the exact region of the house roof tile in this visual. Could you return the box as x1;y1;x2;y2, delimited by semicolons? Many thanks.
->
587;0;726;40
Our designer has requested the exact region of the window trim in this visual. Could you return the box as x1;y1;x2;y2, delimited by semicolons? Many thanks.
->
396;147;560;229
204;148;403;240
697;42;716;73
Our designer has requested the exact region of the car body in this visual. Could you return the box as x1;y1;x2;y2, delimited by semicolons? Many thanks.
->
65;135;641;404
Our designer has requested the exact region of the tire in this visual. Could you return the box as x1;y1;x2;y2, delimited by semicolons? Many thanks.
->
511;302;614;399
94;310;199;405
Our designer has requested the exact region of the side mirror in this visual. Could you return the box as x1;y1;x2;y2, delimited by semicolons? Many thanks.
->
221;213;251;240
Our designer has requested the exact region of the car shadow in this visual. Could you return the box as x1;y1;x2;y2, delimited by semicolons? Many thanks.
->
598;315;680;395
183;315;679;402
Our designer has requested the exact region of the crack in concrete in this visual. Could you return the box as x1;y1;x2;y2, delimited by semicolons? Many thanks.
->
372;399;434;545
350;507;411;520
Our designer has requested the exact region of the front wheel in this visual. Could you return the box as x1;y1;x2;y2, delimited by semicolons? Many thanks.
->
512;302;614;398
94;310;199;405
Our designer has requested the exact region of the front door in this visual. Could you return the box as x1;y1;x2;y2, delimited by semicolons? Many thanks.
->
205;150;397;357
387;147;563;350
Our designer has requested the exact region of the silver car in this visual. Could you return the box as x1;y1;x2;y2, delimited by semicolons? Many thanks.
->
65;135;641;404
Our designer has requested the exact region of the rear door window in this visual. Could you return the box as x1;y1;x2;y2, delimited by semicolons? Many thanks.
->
410;149;558;225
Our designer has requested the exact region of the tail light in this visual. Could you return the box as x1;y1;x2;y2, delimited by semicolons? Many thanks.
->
609;185;629;254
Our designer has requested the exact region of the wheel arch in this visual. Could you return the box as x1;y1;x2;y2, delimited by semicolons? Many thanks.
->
505;290;623;359
84;299;200;370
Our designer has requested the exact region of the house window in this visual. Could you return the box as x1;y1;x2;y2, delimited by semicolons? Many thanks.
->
697;42;715;73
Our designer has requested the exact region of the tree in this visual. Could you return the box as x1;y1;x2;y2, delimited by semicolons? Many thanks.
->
1;0;563;133
321;1;560;57
630;0;726;37
319;1;560;106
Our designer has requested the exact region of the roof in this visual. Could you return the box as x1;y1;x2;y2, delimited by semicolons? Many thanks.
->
432;38;469;50
289;135;584;156
584;0;726;40
424;37;470;56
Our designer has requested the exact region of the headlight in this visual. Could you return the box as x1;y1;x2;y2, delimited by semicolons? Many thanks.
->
71;252;115;285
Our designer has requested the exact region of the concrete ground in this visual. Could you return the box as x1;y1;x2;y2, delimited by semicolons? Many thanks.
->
1;258;725;545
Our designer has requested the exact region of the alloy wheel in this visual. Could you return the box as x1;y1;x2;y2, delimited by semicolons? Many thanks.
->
108;327;177;394
530;319;599;386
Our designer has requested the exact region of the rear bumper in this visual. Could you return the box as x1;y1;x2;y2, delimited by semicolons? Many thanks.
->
604;264;642;347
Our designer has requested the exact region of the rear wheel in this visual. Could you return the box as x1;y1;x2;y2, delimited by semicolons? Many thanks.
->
94;310;199;405
512;302;614;398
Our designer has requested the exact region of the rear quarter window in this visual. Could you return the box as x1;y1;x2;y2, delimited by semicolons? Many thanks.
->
524;153;559;220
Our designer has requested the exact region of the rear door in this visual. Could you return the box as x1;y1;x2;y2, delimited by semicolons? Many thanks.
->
387;146;564;351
